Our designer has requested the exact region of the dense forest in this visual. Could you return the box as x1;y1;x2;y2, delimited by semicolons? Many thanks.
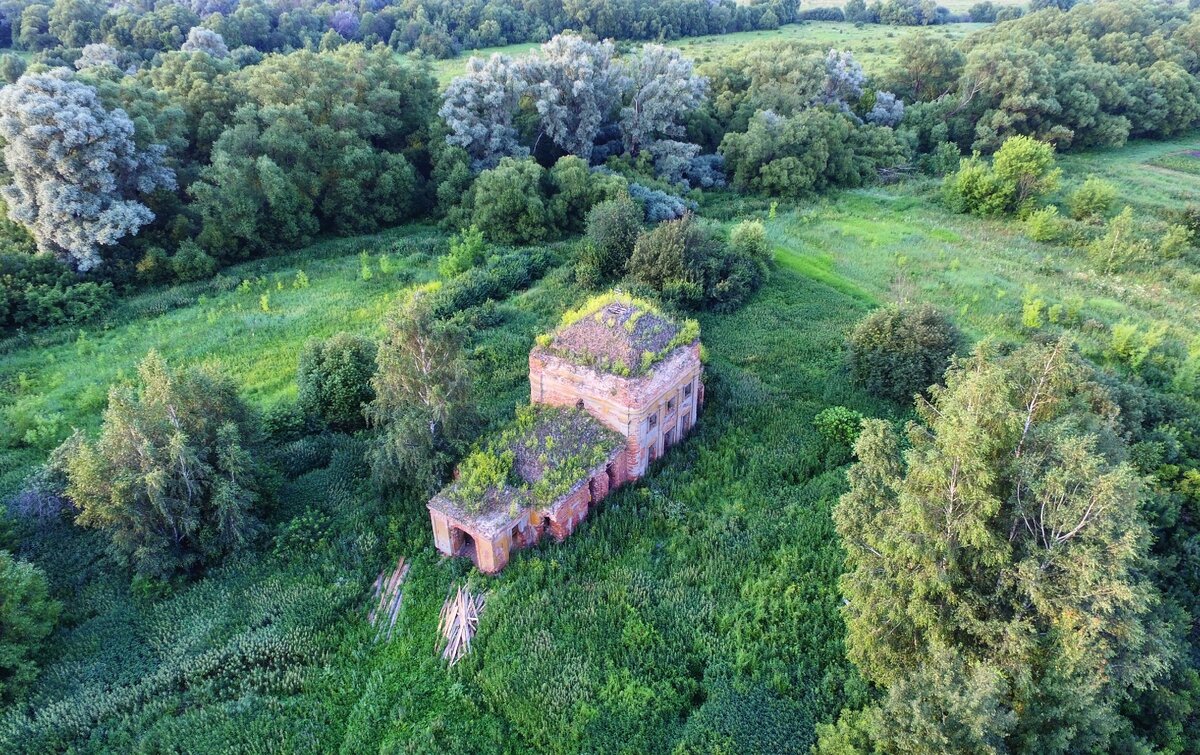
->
1;0;1199;752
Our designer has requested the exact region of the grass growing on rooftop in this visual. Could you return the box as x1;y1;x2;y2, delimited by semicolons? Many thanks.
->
537;290;701;377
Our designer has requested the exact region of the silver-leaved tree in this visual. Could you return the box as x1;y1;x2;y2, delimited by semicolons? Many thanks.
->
0;68;175;271
439;53;529;170
180;27;229;58
441;34;709;183
620;44;707;157
527;34;625;161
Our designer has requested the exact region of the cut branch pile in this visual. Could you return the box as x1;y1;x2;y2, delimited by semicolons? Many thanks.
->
437;585;486;666
368;556;410;643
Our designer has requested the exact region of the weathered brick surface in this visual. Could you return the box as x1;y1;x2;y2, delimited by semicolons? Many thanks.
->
429;337;703;574
530;342;703;480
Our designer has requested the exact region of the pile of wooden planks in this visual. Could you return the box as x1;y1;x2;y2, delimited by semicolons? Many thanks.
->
368;557;410;643
437;585;485;666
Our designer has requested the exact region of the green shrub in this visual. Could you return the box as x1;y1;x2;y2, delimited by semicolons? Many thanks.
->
1087;207;1152;274
136;246;173;284
926;141;962;177
627;215;770;313
1067;175;1118;222
1178;204;1200;239
847;303;962;402
438;224;487;278
470;157;549;245
942;155;1010;216
547;156;628;234
813;406;865;451
0;550;60;703
428;246;558;319
585;195;643;280
0;253;115;334
1158;225;1193;261
1021;286;1046;329
171;241;217;282
297;333;378;430
574;248;604;291
1024;205;1064;243
728;219;771;264
943;136;1060;217
627;214;707;307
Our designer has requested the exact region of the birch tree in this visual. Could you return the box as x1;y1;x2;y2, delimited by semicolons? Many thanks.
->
59;351;263;579
367;285;473;493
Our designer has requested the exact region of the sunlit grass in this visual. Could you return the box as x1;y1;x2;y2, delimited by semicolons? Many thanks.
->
430;20;989;85
0;227;443;496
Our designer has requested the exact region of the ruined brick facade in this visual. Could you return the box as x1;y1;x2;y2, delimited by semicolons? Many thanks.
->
427;296;704;573
528;341;704;481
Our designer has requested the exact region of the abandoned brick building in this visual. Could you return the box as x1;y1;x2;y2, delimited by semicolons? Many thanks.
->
427;292;705;573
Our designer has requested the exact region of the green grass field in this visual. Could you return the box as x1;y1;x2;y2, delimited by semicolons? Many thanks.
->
432;20;989;85
0;229;446;498
0;221;885;752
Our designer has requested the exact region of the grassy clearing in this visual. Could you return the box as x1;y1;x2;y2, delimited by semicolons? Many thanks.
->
0;227;444;498
766;135;1200;357
1057;137;1200;213
2;238;891;752
431;20;988;85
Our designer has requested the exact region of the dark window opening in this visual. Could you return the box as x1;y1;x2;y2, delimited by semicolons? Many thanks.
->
667;398;675;412
648;413;658;430
683;383;692;398
576;399;584;410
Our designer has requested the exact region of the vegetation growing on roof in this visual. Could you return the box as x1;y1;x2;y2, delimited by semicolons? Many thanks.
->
447;405;622;515
536;291;701;377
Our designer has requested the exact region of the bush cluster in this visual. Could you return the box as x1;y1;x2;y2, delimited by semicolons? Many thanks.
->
627;215;771;312
0;253;114;334
469;157;629;245
297;333;378;430
846;303;962;402
943;135;1061;217
428;246;559;320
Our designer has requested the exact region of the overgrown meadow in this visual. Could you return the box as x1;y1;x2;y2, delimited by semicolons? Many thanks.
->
2;126;1195;750
432;19;986;85
0;209;887;752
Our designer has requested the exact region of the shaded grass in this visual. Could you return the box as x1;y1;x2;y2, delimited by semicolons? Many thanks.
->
1055;134;1200;214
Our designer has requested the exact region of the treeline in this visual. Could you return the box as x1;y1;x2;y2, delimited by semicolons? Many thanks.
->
897;0;1200;152
0;0;802;61
1;0;1198;337
0;43;438;296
